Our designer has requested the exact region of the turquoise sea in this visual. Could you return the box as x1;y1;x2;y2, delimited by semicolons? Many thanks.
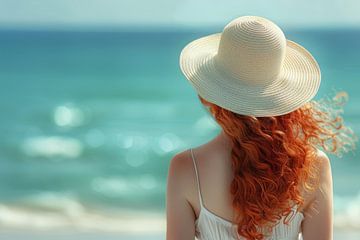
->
0;28;359;235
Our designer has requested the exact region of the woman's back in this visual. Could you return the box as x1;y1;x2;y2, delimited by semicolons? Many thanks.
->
188;133;307;239
190;146;304;239
166;130;334;239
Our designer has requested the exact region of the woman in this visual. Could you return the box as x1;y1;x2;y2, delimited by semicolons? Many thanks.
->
166;16;356;240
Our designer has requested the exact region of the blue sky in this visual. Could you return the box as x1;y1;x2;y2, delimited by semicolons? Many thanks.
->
0;0;359;29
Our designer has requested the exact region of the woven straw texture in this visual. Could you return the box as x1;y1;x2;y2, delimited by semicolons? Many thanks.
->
179;16;321;117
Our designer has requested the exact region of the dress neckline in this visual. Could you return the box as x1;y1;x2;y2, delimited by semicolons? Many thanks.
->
195;204;305;227
198;204;236;226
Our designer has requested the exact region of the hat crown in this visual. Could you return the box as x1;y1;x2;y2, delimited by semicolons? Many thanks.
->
216;16;287;86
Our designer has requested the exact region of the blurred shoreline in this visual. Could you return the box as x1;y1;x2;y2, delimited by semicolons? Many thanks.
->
0;228;360;240
0;229;164;240
0;204;166;234
1;205;360;240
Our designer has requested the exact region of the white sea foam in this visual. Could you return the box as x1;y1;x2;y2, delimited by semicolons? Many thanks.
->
0;191;165;233
117;132;185;156
0;204;165;233
54;104;84;128
91;175;160;197
22;136;83;158
23;192;85;217
0;192;359;233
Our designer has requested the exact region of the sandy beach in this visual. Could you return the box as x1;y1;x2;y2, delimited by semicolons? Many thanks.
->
0;230;163;240
0;228;360;240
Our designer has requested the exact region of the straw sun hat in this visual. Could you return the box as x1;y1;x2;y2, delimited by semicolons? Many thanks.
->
179;15;321;117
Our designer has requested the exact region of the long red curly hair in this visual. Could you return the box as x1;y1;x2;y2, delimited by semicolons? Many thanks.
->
197;91;357;240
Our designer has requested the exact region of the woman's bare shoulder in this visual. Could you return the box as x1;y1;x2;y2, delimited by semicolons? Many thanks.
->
300;148;333;239
298;148;332;214
167;148;196;195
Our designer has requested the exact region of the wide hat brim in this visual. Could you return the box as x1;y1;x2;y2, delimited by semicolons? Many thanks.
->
179;33;321;117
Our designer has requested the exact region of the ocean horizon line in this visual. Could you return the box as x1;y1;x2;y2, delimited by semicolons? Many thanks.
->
0;24;359;34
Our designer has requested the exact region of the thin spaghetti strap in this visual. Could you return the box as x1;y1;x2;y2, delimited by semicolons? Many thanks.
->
190;148;204;208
